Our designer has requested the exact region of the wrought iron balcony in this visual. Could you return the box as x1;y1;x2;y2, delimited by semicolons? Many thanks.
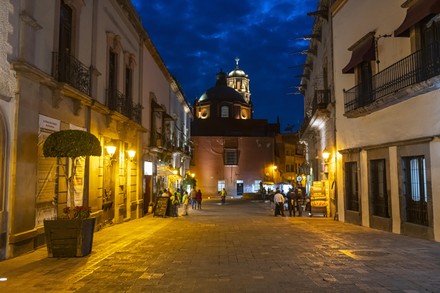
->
311;89;330;112
150;131;162;149
299;89;331;136
107;89;142;123
52;52;91;96
344;40;440;114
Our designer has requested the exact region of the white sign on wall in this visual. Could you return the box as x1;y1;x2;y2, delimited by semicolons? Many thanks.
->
144;161;153;175
39;114;60;132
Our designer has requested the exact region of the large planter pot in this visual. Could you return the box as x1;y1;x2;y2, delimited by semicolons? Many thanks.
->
44;217;96;257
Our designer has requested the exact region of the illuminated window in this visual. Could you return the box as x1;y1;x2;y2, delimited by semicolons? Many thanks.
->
221;106;229;118
218;180;225;192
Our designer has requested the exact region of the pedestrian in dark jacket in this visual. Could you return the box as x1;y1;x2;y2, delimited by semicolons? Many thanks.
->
286;188;296;217
196;189;202;210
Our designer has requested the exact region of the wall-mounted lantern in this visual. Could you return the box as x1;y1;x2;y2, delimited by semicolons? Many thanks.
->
105;144;117;157
322;148;330;162
127;149;136;162
322;148;331;175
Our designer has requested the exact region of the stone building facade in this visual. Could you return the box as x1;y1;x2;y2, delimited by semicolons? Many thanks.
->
0;0;192;260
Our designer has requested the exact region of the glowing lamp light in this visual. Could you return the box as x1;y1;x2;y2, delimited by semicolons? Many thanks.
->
191;173;195;178
322;148;330;161
172;169;178;175
127;149;136;161
105;145;117;157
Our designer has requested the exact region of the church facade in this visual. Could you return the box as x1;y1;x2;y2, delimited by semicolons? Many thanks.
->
190;61;279;197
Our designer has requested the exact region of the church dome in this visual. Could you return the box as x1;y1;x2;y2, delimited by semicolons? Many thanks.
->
198;70;246;103
228;57;248;77
228;68;247;77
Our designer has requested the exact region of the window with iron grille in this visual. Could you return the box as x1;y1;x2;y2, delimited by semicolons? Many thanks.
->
345;162;359;211
224;149;238;165
108;51;117;92
125;66;132;100
401;156;428;226
370;159;389;218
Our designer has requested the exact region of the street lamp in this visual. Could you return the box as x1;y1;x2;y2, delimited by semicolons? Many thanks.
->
105;144;117;157
272;165;277;182
127;149;136;162
322;148;330;161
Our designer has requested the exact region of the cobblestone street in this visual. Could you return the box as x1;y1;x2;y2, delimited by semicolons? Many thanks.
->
1;198;440;292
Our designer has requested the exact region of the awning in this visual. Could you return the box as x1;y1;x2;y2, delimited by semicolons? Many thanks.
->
342;33;376;74
394;0;440;37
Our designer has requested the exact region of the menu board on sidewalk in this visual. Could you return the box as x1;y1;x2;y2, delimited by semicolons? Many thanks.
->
154;197;169;217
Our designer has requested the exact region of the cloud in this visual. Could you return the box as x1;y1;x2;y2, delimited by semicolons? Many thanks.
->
132;0;316;130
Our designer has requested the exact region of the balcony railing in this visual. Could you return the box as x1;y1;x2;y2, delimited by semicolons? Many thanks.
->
344;40;440;113
107;89;142;124
312;89;330;111
299;89;331;136
52;52;91;96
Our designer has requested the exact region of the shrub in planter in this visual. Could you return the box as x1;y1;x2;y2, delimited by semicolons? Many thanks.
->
43;130;101;257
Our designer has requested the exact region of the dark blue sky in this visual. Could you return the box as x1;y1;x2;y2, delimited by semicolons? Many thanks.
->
131;0;317;132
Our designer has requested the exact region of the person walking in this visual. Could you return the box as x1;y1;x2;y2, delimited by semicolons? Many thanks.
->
170;192;180;217
181;190;189;216
196;189;202;210
273;188;285;217
220;188;227;205
190;187;197;209
286;188;296;217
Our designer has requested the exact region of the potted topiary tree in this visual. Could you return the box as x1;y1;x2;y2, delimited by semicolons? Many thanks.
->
42;129;102;257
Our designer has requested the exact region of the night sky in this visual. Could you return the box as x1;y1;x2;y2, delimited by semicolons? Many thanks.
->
131;0;317;132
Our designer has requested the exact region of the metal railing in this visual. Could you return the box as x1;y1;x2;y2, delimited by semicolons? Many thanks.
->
299;89;331;136
52;52;91;96
107;89;142;124
406;198;429;226
344;41;440;113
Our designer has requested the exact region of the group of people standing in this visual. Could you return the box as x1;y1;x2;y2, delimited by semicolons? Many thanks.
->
190;187;203;210
273;186;306;217
156;187;202;217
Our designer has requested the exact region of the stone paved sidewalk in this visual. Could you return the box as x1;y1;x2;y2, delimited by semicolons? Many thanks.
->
1;198;440;292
